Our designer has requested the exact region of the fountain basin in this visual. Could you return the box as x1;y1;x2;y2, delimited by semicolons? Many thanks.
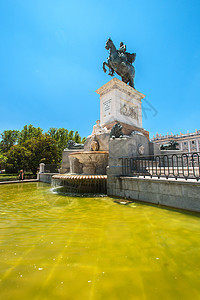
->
53;151;108;194
52;174;107;194
69;151;108;175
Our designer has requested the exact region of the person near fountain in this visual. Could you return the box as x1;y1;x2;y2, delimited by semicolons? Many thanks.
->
19;169;24;181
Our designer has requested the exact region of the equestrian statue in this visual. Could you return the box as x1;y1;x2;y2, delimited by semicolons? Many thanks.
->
103;38;136;88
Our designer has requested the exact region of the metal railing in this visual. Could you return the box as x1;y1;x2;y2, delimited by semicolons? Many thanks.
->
120;152;200;181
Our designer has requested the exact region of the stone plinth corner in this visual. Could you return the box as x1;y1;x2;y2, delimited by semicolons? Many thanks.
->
95;78;146;132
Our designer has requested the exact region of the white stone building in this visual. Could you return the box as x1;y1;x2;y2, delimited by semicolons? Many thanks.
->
151;130;200;152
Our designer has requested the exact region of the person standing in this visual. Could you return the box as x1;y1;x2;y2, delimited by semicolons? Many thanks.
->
19;169;24;181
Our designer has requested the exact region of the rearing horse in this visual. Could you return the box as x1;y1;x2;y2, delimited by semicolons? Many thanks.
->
103;38;135;88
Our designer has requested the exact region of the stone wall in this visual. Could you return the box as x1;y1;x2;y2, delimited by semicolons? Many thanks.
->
108;133;160;177
39;173;57;184
107;176;200;212
107;132;200;212
60;149;84;174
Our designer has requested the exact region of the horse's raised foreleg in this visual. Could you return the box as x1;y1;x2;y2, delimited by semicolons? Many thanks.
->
103;61;114;76
103;61;107;73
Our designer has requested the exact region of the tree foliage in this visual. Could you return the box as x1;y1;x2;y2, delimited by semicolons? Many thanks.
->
0;130;19;153
18;125;43;144
47;128;84;159
1;124;85;173
47;128;69;155
74;131;81;143
24;134;59;174
6;135;58;174
0;154;8;169
82;137;86;144
6;145;32;173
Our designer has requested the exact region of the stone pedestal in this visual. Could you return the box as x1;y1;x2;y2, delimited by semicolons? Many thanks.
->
39;163;45;173
96;78;148;138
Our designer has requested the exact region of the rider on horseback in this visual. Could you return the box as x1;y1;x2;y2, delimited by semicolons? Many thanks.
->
118;42;136;67
118;42;127;66
103;38;136;88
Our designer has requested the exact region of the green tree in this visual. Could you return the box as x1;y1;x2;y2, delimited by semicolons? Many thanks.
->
82;137;86;144
0;154;8;170
47;128;69;160
56;128;69;149
6;135;59;174
6;145;32;173
47;128;58;140
73;131;81;143
24;134;59;174
18;124;43;144
1;124;85;172
0;130;19;153
68;130;74;141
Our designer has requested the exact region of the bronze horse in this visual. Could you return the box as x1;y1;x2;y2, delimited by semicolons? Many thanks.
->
103;38;136;88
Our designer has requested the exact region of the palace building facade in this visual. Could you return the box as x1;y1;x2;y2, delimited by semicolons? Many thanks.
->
151;130;200;153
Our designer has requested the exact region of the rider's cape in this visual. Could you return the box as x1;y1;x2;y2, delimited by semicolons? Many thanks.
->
126;52;136;64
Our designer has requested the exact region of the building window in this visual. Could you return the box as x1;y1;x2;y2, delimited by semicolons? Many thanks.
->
184;142;187;145
192;141;195;144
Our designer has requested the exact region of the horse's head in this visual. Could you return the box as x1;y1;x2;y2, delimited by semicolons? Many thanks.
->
105;38;113;50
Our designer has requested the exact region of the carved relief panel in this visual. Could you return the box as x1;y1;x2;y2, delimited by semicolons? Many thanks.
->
120;98;138;120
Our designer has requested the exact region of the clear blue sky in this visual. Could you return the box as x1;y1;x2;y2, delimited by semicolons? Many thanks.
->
0;0;200;138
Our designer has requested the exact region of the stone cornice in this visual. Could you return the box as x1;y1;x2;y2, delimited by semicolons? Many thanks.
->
95;78;145;100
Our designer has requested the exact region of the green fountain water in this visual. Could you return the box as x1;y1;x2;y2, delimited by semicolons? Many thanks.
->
0;182;200;300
